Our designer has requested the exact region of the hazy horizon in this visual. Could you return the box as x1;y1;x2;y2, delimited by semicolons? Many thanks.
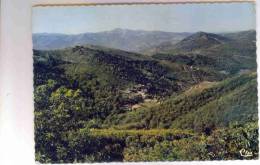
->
33;3;255;35
33;27;256;35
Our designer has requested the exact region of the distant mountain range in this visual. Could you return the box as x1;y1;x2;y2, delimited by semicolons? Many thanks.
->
33;28;191;52
33;29;256;76
33;29;255;55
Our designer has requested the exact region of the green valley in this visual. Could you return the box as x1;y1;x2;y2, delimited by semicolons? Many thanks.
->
34;30;258;163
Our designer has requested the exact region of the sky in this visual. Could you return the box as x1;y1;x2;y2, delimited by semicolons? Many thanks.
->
32;3;256;34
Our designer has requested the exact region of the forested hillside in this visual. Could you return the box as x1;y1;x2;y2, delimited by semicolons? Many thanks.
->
152;30;256;74
34;30;258;163
104;73;257;131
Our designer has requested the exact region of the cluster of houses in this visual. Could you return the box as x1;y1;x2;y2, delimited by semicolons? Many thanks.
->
122;84;157;110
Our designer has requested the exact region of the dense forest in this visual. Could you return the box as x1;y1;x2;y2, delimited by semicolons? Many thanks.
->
34;30;258;163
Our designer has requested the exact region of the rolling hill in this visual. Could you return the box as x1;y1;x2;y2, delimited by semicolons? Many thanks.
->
152;30;256;74
155;31;230;53
34;44;225;98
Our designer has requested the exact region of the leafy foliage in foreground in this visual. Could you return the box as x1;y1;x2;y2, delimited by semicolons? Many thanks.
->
124;122;258;161
35;122;258;163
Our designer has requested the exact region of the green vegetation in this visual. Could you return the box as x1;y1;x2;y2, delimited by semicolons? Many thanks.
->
152;31;256;74
104;73;257;131
122;122;258;161
34;30;258;163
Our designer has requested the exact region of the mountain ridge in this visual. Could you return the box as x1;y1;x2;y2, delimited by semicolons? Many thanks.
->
151;30;256;74
33;28;191;52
